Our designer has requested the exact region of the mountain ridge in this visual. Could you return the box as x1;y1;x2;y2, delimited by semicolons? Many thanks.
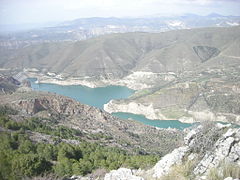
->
1;26;239;79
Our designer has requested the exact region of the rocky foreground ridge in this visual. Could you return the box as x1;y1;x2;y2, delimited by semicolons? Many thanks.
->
101;123;240;180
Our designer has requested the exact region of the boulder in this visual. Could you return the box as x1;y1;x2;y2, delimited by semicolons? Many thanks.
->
104;168;144;180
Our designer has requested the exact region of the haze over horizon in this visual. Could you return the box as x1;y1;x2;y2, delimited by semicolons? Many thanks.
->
0;0;240;25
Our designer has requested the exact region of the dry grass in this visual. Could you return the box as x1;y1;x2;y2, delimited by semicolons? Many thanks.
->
160;160;196;180
207;161;240;180
159;161;240;180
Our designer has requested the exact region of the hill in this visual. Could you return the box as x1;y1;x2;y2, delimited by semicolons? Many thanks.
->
1;14;239;49
1;26;240;80
0;77;183;179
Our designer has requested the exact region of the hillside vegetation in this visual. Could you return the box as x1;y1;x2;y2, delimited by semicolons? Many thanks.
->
0;106;160;179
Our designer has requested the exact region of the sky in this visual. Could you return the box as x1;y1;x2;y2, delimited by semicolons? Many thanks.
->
0;0;240;25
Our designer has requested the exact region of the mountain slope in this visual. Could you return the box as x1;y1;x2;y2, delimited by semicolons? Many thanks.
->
0;89;182;155
1;14;239;49
1;26;240;80
1;27;240;125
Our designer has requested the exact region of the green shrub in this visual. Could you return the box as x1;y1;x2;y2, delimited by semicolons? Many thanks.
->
12;154;52;178
0;110;160;179
0;105;18;115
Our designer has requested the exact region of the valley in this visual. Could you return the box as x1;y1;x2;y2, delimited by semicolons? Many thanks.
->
1;26;239;125
28;78;192;129
0;19;240;179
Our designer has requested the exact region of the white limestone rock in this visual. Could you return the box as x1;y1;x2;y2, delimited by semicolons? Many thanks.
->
69;175;90;180
104;168;144;180
193;128;240;176
152;146;190;178
184;125;202;145
224;177;240;180
224;178;233;180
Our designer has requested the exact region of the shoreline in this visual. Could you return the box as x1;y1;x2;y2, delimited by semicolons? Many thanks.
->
104;100;240;125
25;70;177;90
26;72;193;125
24;71;239;126
104;100;195;123
29;74;146;90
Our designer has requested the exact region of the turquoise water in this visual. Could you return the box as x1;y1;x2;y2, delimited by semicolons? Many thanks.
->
113;112;192;129
29;78;134;109
29;78;192;129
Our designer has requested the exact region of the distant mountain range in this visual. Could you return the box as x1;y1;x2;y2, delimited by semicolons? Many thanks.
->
0;13;239;49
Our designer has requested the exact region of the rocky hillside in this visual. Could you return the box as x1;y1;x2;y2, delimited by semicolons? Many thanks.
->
104;68;240;124
0;88;182;155
0;75;20;93
103;123;240;180
103;28;240;124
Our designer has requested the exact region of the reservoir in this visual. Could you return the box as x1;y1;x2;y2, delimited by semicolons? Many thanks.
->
29;78;192;129
29;78;134;109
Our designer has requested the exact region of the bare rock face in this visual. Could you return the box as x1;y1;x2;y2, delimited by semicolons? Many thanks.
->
151;125;240;179
104;168;144;180
18;99;46;114
16;94;101;117
193;128;240;176
152;146;190;178
0;75;20;93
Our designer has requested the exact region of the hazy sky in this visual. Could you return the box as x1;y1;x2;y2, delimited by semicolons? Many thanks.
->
0;0;240;25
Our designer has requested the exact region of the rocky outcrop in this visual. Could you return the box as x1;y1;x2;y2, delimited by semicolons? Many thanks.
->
104;168;144;180
193;128;240;177
17;95;89;116
102;124;240;180
152;146;190;178
0;75;20;93
152;125;240;179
